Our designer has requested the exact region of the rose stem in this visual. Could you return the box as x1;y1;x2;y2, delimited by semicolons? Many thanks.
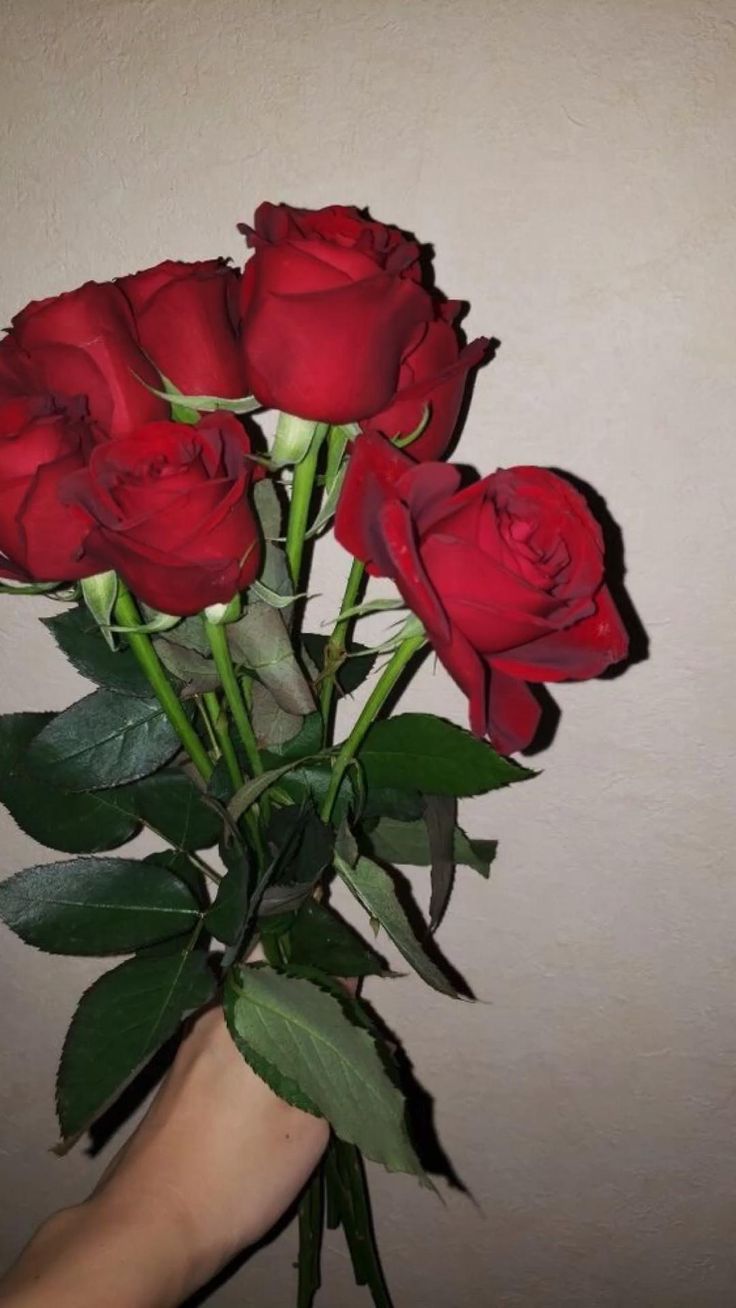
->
284;421;329;587
195;696;221;758
203;690;243;790
318;556;366;735
113;584;213;782
320;633;426;824
204;620;263;777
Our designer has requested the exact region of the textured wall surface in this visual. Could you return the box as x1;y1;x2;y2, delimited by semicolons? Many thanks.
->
1;2;735;1304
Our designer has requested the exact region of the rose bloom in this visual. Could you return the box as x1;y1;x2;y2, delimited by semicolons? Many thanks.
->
9;281;167;437
0;393;98;582
118;259;247;400
239;202;434;424
336;433;628;754
63;414;261;616
363;302;489;460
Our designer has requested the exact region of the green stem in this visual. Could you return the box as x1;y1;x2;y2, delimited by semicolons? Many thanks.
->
319;557;365;733
185;849;222;883
285;422;328;587
241;673;253;710
196;696;220;758
204;620;262;777
297;1165;324;1308
203;691;243;791
320;634;426;823
114;586;213;782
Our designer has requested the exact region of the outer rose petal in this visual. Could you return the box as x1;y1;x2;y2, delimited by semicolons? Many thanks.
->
12;282;166;436
0;402;95;581
119;260;247;399
376;498;451;641
0;337;31;396
366;319;489;461
487;669;542;755
335;432;460;573
243;202;420;276
242;273;432;423
490;584;628;683
82;528;245;616
17;454;97;581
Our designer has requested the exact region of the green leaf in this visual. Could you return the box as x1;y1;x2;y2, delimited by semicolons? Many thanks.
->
266;758;354;827
251;579;303;609
253;477;284;542
305;461;346;540
80;571;119;650
148;376;261;415
423;794;456;931
0;580;64;595
225;966;423;1176
229;1027;321;1115
322;597;405;624
0;857;201;955
142;850;207;908
362;787;425;822
251;682;304;752
43;607;150;697
228;753;323;823
0;713;139;853
153;638;220;696
365;816;497;878
228;602;314;716
267;712;323;762
57;947;215;1139
25;689;182;791
205;853;250;946
108;769;221;851
335;851;459;997
360;714;535;796
108;610;181;635
155;615;211;655
301;634;377;696
265;807;333;892
274;899;388;977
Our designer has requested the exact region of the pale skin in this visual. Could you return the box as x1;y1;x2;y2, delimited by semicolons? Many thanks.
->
0;1003;331;1308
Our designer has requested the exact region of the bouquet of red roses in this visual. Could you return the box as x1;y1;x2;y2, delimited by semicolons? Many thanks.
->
0;203;628;1305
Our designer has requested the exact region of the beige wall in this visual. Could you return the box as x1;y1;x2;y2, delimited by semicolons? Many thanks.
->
1;1;735;1304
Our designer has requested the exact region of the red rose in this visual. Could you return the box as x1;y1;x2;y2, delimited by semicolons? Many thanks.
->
64;413;261;616
362;302;489;460
118;259;247;399
0;336;30;395
0;395;97;582
238;202;433;423
335;433;628;753
10;281;167;436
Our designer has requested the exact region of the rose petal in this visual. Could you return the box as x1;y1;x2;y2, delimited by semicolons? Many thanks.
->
487;669;542;754
247;273;431;423
490;584;628;682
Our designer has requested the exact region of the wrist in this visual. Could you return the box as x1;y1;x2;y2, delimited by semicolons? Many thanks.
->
2;1191;205;1308
89;1184;210;1303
